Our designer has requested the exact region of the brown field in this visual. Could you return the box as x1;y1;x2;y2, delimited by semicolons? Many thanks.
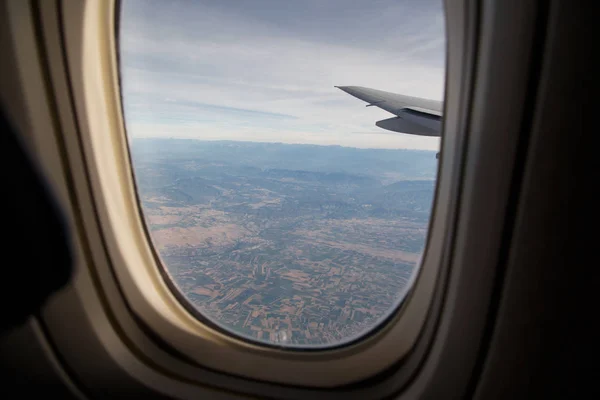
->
292;229;420;264
192;287;217;297
151;223;249;249
249;198;282;209
323;217;427;233
280;270;312;281
147;214;183;225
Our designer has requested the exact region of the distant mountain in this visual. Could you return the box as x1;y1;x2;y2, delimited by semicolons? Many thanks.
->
130;138;438;182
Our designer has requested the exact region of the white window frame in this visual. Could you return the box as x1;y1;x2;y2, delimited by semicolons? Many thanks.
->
1;0;542;397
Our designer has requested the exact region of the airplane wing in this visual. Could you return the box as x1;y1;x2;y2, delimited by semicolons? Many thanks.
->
335;86;443;137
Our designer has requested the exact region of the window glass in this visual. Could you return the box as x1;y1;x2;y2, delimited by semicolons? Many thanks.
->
119;0;445;348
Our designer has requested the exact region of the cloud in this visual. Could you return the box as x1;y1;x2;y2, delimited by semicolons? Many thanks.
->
119;0;445;150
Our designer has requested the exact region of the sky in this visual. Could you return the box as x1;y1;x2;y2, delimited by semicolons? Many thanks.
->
119;0;445;150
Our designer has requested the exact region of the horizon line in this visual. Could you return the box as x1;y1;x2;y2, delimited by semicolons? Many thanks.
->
130;137;438;152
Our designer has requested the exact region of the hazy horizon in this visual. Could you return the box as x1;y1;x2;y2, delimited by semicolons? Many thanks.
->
119;0;446;151
131;136;439;152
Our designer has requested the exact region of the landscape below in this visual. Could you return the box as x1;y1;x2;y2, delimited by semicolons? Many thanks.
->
131;138;437;347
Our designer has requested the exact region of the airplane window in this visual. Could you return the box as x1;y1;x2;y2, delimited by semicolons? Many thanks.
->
118;0;445;348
